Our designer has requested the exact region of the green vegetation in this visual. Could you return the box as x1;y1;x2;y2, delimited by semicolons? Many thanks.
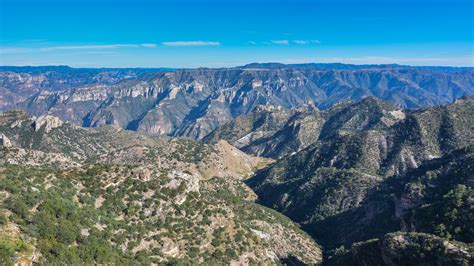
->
415;184;474;242
325;232;473;266
247;97;474;261
0;164;320;264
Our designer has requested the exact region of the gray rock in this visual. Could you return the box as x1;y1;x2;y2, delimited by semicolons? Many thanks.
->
0;133;12;148
33;115;63;133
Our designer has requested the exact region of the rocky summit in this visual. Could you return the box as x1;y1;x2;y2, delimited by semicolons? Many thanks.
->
0;65;473;265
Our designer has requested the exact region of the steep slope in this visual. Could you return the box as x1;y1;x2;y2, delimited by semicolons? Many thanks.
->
325;232;472;266
246;97;474;252
203;105;293;148
309;146;474;248
4;65;473;139
207;97;402;159
0;112;322;264
204;104;324;159
238;107;323;159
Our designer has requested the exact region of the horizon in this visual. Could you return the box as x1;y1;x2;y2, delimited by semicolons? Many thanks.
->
1;61;474;70
1;0;473;68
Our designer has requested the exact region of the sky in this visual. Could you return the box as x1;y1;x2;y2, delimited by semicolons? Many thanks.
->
0;0;473;68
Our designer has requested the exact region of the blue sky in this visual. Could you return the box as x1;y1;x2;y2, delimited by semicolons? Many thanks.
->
0;0;473;67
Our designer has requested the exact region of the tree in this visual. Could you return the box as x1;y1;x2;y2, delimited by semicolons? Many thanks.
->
34;212;56;239
0;240;15;265
57;220;77;244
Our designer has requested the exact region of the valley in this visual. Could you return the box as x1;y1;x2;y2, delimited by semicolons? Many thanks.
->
0;65;472;265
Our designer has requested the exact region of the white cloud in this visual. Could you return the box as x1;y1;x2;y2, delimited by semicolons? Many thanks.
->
39;44;157;51
252;40;321;45
140;43;157;48
293;40;321;45
0;44;157;54
0;48;34;54
161;41;220;46
271;40;289;45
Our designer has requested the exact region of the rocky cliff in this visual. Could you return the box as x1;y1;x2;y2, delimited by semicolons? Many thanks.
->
2;64;473;139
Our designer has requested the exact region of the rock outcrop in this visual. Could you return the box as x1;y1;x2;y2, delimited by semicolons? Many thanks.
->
0;133;12;148
33;115;63;133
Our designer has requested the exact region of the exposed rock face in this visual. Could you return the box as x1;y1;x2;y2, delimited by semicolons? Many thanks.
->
131;167;152;181
0;66;169;109
203;105;294;152
2;64;473;139
33;115;63;133
204;104;326;159
0;133;12;148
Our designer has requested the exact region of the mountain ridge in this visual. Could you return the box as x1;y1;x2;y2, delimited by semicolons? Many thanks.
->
2;63;473;140
243;96;474;261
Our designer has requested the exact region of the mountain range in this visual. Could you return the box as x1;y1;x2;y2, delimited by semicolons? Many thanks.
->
1;64;473;139
0;63;473;265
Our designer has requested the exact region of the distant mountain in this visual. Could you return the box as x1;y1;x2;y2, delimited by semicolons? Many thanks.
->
242;62;473;72
0;65;175;74
0;66;171;110
1;64;473;139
